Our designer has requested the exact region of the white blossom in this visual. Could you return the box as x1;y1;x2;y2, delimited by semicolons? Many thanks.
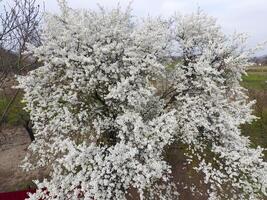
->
17;2;267;200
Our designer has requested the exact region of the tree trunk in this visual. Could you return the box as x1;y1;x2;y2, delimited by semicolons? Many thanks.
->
23;120;35;141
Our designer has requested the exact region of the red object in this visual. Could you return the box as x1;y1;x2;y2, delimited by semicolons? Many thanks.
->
0;189;35;200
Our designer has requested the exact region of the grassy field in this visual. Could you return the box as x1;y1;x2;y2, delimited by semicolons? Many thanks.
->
241;66;267;149
242;71;267;90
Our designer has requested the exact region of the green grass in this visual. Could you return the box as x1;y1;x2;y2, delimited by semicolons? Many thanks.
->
241;108;267;149
242;72;267;90
0;94;28;126
241;66;267;151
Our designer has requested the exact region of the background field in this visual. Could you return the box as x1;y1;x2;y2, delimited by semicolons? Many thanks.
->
241;65;267;150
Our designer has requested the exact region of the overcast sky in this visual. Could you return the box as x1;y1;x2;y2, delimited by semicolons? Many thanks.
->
32;0;267;55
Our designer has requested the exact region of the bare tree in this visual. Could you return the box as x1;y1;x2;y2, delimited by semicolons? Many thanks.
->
0;0;43;141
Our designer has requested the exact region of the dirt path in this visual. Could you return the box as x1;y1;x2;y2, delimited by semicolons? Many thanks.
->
0;126;47;192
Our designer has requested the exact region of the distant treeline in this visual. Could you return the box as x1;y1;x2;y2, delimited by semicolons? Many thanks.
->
250;55;267;66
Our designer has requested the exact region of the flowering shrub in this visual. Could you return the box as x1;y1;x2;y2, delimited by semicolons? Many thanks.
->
17;1;267;199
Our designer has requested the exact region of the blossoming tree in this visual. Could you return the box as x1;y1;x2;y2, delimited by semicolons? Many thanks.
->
17;1;267;200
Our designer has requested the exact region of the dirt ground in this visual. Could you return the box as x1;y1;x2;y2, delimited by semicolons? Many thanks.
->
0;126;48;192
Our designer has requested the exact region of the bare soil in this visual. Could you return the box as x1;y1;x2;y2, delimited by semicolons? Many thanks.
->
0;126;48;192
